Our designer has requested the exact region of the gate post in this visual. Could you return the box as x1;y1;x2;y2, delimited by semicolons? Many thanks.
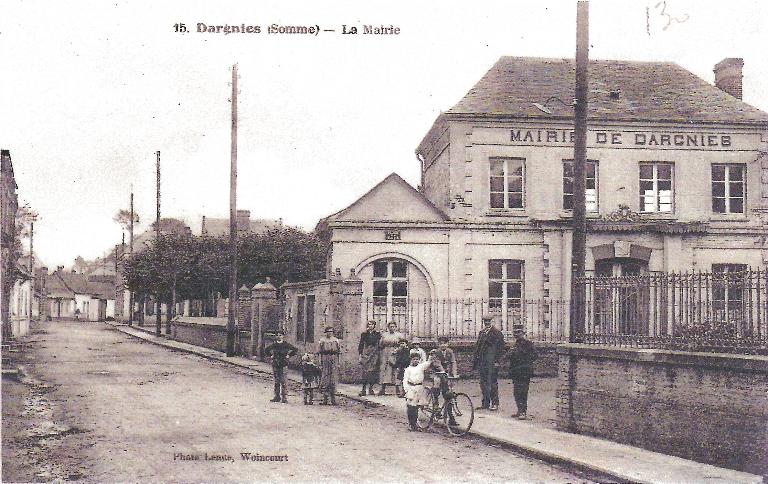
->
339;270;363;383
237;285;252;356
251;279;278;359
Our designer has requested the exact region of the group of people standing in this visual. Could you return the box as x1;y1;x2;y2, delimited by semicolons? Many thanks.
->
264;315;538;423
264;326;342;405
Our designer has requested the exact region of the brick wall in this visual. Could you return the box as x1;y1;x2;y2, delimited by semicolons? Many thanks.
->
556;344;768;476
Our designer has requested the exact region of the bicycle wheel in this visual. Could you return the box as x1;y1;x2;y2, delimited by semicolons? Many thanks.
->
446;393;474;436
416;392;436;430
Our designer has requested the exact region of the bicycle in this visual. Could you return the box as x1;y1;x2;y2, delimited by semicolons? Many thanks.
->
416;375;474;436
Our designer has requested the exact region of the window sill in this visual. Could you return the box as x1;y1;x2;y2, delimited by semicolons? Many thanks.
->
559;210;601;219
638;213;678;220
485;210;528;218
709;215;749;222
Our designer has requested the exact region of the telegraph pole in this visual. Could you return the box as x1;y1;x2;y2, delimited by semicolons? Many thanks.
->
155;150;162;337
226;63;238;357
570;0;589;342
129;186;135;326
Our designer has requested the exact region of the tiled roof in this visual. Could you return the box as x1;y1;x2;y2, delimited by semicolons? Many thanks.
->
447;57;768;124
200;217;283;237
44;272;115;299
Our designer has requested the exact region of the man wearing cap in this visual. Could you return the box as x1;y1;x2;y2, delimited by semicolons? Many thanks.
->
506;328;538;420
264;329;298;403
472;316;505;410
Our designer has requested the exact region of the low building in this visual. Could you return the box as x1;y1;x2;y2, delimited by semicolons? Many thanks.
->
320;56;768;339
200;210;282;237
43;269;115;321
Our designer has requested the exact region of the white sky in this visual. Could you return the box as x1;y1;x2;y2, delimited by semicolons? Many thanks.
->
2;0;767;266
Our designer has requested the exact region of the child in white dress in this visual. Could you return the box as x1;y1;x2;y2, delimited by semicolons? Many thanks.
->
402;354;433;431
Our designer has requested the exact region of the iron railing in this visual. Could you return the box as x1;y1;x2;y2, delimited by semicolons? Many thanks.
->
362;298;568;342
573;269;768;354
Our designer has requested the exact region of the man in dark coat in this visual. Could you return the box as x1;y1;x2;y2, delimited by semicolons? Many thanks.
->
264;329;298;403
506;328;538;419
472;315;505;410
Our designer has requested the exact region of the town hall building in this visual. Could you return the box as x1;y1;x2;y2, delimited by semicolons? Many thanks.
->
315;56;768;340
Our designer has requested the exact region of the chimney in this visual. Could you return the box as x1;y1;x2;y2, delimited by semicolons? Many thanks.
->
236;209;250;231
713;58;744;99
40;266;48;275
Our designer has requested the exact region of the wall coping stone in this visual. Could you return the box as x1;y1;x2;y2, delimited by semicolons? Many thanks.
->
557;343;768;372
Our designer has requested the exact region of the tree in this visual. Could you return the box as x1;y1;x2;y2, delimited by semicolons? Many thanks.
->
238;227;326;288
122;227;326;320
113;209;139;238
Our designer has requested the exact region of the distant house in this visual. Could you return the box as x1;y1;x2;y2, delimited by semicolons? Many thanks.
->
200;210;282;237
43;269;115;321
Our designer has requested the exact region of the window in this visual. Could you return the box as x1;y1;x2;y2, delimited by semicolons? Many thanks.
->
712;264;747;324
639;163;673;212
296;295;305;342
490;157;524;209
305;295;315;343
712;164;745;214
295;295;315;343
372;259;408;324
488;260;523;331
563;160;598;211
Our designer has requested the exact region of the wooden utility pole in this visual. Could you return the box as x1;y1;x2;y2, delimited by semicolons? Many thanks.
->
155;150;162;337
129;186;135;326
226;63;238;357
570;0;589;342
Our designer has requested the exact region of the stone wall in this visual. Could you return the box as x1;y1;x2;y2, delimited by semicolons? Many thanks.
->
170;318;229;353
556;344;768;476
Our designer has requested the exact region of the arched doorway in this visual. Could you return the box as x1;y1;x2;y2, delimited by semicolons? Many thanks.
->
591;243;653;335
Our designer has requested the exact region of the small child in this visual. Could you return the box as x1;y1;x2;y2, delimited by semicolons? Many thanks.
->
300;353;321;405
410;340;427;363
393;338;412;398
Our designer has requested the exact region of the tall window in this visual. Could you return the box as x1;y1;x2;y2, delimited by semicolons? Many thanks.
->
563;160;598;211
295;295;316;343
490;157;524;209
372;259;408;324
712;264;747;324
639;162;673;213
296;295;305;342
488;260;523;331
712;164;745;214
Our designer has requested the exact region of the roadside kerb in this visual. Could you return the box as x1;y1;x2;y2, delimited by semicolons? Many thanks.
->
107;322;763;484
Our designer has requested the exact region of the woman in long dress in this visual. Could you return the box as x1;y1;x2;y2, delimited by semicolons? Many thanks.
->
377;322;405;395
358;321;381;396
318;326;341;405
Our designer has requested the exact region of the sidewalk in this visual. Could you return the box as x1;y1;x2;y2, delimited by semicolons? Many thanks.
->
109;322;762;484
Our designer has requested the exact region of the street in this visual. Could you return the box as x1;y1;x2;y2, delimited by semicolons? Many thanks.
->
2;320;592;482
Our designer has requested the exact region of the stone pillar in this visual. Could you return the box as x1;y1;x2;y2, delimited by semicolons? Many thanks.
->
251;278;278;359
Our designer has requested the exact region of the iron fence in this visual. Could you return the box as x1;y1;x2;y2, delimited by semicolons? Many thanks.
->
573;269;768;354
362;297;568;342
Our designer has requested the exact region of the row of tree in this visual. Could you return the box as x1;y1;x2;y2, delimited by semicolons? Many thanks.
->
122;227;327;316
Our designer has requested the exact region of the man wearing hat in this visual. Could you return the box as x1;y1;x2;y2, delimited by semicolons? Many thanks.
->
264;329;298;403
318;326;341;405
506;327;538;420
472;315;505;410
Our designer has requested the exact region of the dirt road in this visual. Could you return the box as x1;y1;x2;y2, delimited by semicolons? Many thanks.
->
2;320;592;482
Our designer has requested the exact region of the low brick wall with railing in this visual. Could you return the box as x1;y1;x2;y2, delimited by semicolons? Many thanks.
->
556;344;768;476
